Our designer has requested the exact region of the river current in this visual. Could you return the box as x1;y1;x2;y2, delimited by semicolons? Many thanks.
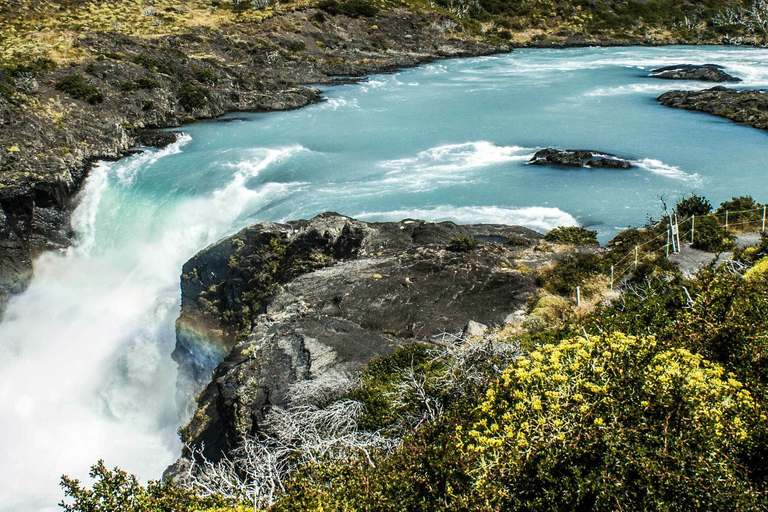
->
2;45;768;511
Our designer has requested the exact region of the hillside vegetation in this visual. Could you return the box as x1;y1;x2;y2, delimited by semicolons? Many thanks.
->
60;195;768;511
0;0;763;70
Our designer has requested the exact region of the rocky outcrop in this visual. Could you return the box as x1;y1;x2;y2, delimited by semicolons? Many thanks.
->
649;64;741;82
172;213;545;462
657;86;768;131
0;9;507;316
528;148;633;169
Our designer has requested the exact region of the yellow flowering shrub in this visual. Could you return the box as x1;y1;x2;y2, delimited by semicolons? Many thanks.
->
744;256;768;281
462;333;760;511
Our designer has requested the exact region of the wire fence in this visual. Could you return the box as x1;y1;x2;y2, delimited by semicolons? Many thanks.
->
573;204;767;306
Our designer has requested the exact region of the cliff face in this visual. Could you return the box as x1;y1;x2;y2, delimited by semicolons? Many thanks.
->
0;8;505;315
171;213;545;463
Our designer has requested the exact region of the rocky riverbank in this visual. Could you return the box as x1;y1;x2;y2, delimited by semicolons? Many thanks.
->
0;8;507;315
169;212;552;465
657;86;768;130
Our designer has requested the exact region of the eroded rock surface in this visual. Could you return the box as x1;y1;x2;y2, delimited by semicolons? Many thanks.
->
172;213;544;463
649;64;740;82
528;148;632;169
657;86;768;130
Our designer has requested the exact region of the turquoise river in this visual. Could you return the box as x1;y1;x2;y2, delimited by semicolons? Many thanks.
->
2;45;768;511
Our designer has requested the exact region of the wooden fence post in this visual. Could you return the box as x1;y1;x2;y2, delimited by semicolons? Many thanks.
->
610;265;614;291
576;286;581;307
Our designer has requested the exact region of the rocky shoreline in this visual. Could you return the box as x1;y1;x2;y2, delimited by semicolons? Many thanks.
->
657;86;768;131
168;212;552;468
0;8;508;315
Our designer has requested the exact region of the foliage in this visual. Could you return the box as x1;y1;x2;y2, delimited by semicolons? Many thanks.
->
539;252;603;296
462;333;761;511
318;0;379;17
675;193;712;218
447;236;478;252
121;78;159;92
54;74;104;104
60;460;235;512
3;57;57;77
177;83;210;110
717;195;764;230
692;214;734;252
131;54;173;75
544;226;598;245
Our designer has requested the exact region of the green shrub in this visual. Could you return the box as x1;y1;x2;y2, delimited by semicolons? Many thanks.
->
3;57;57;77
60;460;236;512
341;0;379;17
0;72;14;99
120;77;158;92
287;40;306;52
540;252;603;296
717;196;763;231
463;333;761;511
191;65;216;84
447;236;478;252
675;194;712;219
177;83;210;110
544;226;598;245
54;74;104;104
130;54;172;75
318;0;378;17
692;215;734;252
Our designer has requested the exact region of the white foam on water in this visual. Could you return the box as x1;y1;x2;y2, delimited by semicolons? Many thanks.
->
355;205;579;233
377;141;534;192
319;97;359;110
633;158;701;183
584;82;711;97
0;143;306;512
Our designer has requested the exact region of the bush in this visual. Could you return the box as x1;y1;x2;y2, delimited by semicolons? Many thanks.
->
287;40;306;52
692;215;734;252
54;74;104;104
130;54;172;75
177;83;210;110
3;57;57;77
540;252;603;296
544;226;598;245
463;333;761;511
447;236;478;252
120;77;158;92
675;194;712;219
60;460;236;512
341;0;379;17
318;0;378;17
191;66;216;84
717;196;763;231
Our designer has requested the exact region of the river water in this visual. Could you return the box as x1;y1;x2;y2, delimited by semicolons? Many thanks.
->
2;45;768;511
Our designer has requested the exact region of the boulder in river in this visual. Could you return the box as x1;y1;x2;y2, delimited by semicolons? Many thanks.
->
649;64;741;82
528;148;633;169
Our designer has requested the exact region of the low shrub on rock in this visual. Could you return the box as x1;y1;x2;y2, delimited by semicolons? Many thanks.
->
447;236;478;252
544;226;598;245
177;83;210;111
54;74;104;104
